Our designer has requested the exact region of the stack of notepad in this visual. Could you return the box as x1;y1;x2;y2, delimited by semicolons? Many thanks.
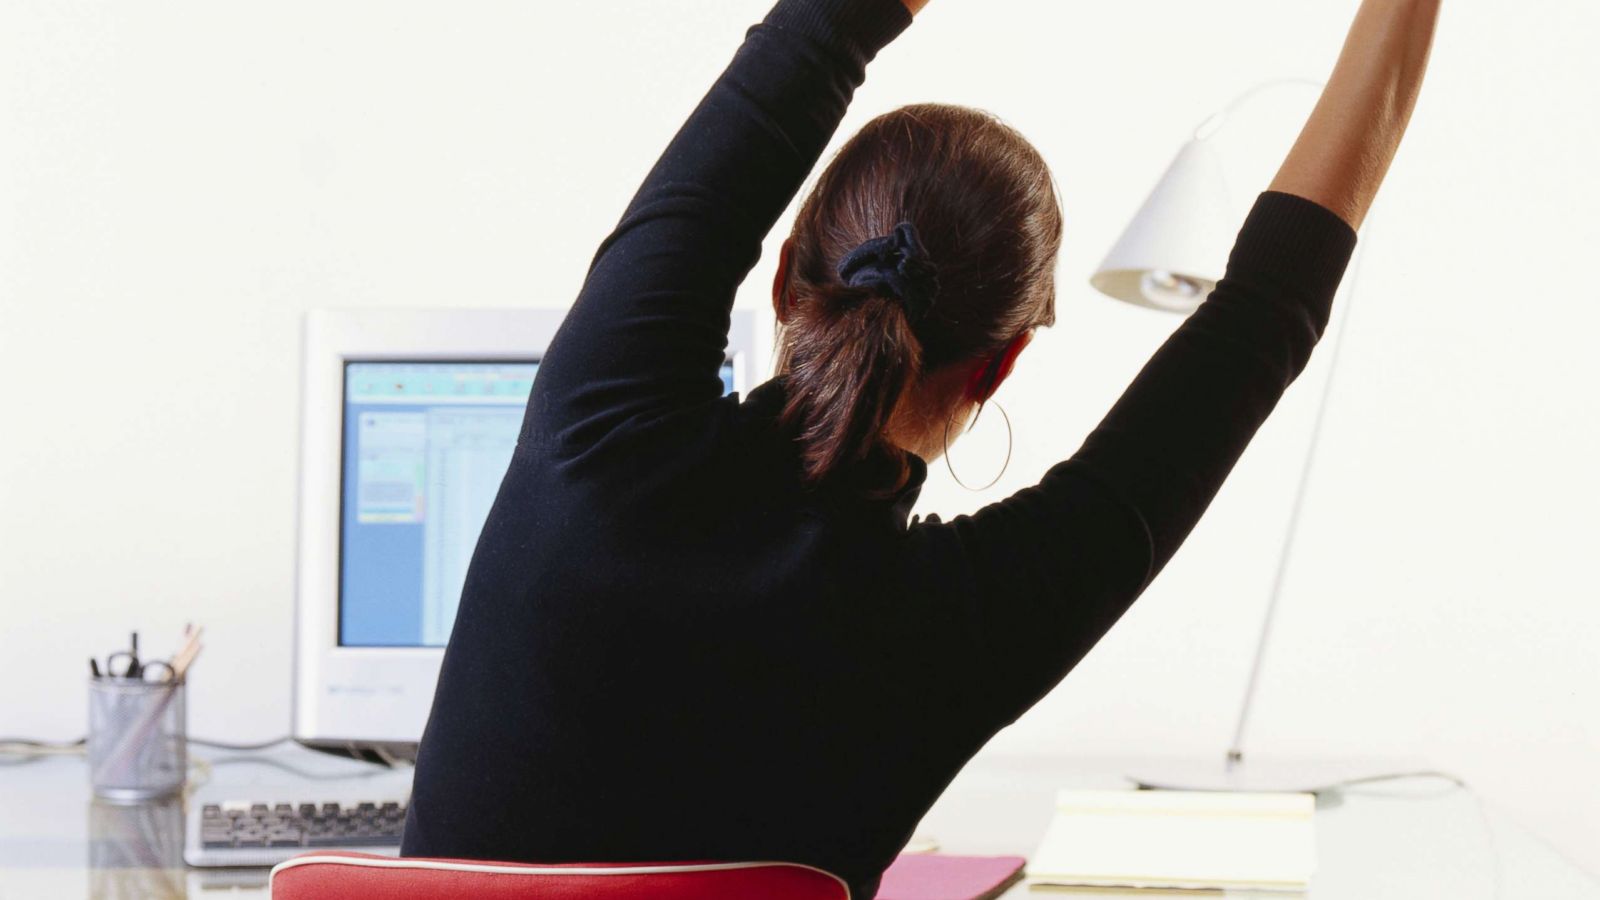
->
1026;789;1316;894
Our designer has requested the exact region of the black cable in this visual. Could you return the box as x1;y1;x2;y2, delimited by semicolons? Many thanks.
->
203;755;402;781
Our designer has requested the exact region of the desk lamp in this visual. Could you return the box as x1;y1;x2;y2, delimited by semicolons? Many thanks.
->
1092;81;1408;793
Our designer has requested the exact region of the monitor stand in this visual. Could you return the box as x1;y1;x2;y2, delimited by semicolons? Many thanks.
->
298;739;419;768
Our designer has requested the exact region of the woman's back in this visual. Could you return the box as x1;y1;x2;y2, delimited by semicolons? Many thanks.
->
401;379;1018;894
395;0;1413;895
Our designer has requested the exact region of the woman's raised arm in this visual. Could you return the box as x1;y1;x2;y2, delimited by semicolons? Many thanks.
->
1272;0;1442;229
525;0;914;454
928;0;1441;729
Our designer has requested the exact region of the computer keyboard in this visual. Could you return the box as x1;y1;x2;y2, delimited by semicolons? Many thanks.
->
184;798;407;868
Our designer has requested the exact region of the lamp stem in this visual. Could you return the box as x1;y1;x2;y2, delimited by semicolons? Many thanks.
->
1224;226;1370;773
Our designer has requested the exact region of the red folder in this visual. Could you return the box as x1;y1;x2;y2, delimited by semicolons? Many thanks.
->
876;854;1026;900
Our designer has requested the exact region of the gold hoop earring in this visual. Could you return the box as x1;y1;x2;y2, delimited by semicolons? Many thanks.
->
943;400;1012;492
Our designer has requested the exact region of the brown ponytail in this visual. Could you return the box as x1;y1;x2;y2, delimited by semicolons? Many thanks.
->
776;103;1063;489
780;281;923;487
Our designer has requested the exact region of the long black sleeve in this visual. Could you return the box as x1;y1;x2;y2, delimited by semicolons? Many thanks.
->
523;0;911;453
927;191;1359;725
409;2;1360;894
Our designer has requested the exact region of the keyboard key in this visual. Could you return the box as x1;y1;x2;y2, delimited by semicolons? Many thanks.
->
339;834;400;847
194;797;407;860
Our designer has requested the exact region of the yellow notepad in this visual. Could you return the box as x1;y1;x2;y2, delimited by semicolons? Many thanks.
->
1025;789;1315;893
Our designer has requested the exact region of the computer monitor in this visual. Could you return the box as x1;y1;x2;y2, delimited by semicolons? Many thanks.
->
294;308;759;753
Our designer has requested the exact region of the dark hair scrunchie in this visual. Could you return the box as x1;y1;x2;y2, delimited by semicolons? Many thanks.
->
836;221;941;323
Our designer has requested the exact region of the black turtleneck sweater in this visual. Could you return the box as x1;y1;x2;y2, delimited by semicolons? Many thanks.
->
401;0;1358;895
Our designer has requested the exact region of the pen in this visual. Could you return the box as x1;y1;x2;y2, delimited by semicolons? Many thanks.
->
89;657;101;679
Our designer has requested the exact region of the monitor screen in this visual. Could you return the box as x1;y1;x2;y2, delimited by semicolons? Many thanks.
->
338;359;735;647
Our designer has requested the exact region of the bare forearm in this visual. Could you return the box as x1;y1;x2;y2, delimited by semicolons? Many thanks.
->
1271;0;1441;230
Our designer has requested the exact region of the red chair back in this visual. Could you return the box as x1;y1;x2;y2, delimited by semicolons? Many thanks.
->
269;851;852;899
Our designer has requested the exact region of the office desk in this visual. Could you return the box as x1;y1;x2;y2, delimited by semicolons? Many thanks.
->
1;745;1594;898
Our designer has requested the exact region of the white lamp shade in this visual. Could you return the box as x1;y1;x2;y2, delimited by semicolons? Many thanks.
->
1090;137;1236;314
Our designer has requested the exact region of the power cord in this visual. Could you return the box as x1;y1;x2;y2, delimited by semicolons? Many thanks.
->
1329;769;1504;900
0;737;85;759
2;733;413;774
1325;768;1467;790
0;734;294;756
189;735;295;751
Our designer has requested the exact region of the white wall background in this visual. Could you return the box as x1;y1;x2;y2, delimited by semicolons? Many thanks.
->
4;0;1596;875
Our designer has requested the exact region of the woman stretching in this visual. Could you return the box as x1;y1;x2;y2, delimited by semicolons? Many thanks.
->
403;0;1440;895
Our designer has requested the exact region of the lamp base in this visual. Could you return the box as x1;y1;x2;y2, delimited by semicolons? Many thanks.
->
1126;756;1433;794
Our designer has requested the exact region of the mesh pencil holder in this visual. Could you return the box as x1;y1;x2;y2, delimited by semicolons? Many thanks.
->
88;677;187;801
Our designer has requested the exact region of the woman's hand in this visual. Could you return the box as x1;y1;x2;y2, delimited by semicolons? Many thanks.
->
1270;0;1442;230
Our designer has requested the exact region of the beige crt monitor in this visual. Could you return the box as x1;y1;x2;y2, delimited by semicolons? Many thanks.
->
293;308;759;757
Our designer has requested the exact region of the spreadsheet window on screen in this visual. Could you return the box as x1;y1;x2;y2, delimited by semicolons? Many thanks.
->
339;360;736;647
